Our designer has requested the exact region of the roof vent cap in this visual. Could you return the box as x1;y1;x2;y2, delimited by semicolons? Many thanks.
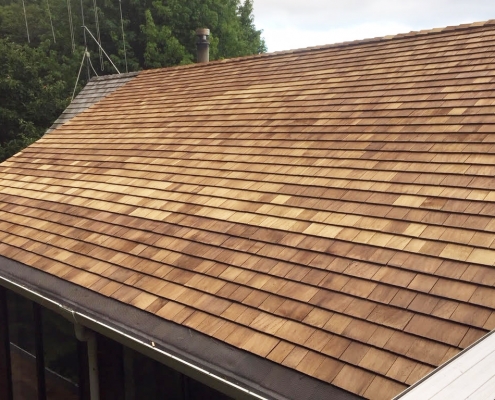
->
196;28;210;63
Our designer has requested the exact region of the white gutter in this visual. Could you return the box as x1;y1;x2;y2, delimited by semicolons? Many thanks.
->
0;275;268;400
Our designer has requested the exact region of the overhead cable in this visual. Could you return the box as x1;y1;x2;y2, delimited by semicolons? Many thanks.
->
79;0;90;78
67;0;75;51
72;48;87;102
119;0;128;73
46;0;56;43
82;25;120;74
21;0;30;43
93;0;104;70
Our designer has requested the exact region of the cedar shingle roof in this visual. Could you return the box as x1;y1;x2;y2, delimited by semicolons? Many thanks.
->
2;20;495;399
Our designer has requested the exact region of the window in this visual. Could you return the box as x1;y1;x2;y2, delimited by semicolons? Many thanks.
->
122;346;232;400
7;291;38;400
124;347;182;400
1;288;234;400
41;307;80;400
2;290;86;400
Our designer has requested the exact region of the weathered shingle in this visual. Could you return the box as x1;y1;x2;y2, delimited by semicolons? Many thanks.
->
47;72;138;132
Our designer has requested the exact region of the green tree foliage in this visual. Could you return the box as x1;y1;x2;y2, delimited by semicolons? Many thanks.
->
141;0;266;66
0;0;266;161
141;8;192;68
0;38;79;160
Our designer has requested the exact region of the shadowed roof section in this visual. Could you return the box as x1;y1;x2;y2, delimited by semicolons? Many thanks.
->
2;19;495;399
47;72;138;133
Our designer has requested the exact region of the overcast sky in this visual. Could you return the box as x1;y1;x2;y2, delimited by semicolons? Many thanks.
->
252;0;495;52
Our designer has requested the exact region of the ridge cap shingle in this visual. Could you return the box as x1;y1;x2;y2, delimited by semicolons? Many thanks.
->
89;71;139;82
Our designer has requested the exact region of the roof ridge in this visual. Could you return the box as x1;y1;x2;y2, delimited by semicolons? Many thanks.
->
89;71;139;82
138;19;495;75
285;19;495;53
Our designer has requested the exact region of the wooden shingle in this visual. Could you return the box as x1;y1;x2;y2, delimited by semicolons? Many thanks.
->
2;20;495;400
